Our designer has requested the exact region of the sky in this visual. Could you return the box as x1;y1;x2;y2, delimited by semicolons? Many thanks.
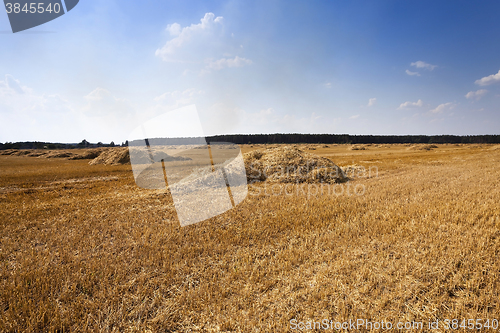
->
1;0;500;143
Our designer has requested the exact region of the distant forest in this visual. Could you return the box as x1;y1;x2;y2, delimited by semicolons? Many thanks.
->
206;134;500;145
2;134;500;150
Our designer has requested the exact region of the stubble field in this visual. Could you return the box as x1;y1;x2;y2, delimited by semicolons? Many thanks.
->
1;144;500;332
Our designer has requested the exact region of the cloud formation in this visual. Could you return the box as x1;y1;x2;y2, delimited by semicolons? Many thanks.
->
465;89;488;100
398;99;423;109
474;69;500;86
411;61;437;71
155;13;224;62
430;102;455;114
367;98;376;107
205;56;253;71
153;88;205;111
83;88;134;116
405;69;420;76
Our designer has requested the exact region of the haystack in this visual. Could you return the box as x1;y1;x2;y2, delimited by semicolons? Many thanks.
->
349;145;368;150
68;149;105;160
243;146;347;184
27;151;48;157
89;148;130;165
43;151;74;158
407;144;438;151
11;150;32;156
0;149;15;155
89;147;192;165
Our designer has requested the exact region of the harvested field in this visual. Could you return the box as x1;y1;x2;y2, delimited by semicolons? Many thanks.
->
0;148;105;160
1;144;500;332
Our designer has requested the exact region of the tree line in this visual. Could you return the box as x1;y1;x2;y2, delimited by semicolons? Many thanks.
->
0;139;123;150
206;134;500;145
2;134;500;150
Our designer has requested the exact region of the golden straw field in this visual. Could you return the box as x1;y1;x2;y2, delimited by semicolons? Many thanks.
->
1;144;500;332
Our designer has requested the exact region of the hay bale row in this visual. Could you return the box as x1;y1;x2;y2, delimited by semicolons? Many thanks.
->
0;149;106;160
0;149;19;155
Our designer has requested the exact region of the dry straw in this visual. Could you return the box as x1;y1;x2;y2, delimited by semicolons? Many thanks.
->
407;144;438;151
243;146;347;184
349;145;368;150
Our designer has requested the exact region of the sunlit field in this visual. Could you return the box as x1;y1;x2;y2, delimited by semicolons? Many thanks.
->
1;144;500;332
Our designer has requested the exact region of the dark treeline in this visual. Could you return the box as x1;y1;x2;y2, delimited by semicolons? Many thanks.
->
0;139;122;150
207;134;500;145
2;134;500;150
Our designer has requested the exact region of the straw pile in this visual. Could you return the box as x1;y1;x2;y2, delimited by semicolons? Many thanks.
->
407;144;438;151
10;150;32;156
89;148;129;165
89;148;191;165
243;146;347;184
349;145;368;150
43;151;74;158
0;149;18;155
67;149;105;160
0;149;106;160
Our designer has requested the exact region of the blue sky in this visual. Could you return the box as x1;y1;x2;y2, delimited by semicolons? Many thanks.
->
1;0;500;143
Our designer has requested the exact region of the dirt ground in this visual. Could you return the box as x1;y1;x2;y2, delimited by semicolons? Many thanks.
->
1;144;500;332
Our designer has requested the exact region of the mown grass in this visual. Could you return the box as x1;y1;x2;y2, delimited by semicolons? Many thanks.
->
1;144;499;332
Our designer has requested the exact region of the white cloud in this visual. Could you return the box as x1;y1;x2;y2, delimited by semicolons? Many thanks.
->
0;74;70;115
205;56;253;71
405;69;420;76
83;88;134;116
465;89;488;100
0;74;29;96
430;102;455;114
155;13;224;62
324;82;332;88
367;98;376;107
153;88;205;111
398;99;423;109
349;115;360;119
84;87;111;102
0;75;81;142
166;23;181;36
474;69;500;86
411;61;437;71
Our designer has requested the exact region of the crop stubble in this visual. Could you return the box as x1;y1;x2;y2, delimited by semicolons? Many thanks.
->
0;144;499;332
